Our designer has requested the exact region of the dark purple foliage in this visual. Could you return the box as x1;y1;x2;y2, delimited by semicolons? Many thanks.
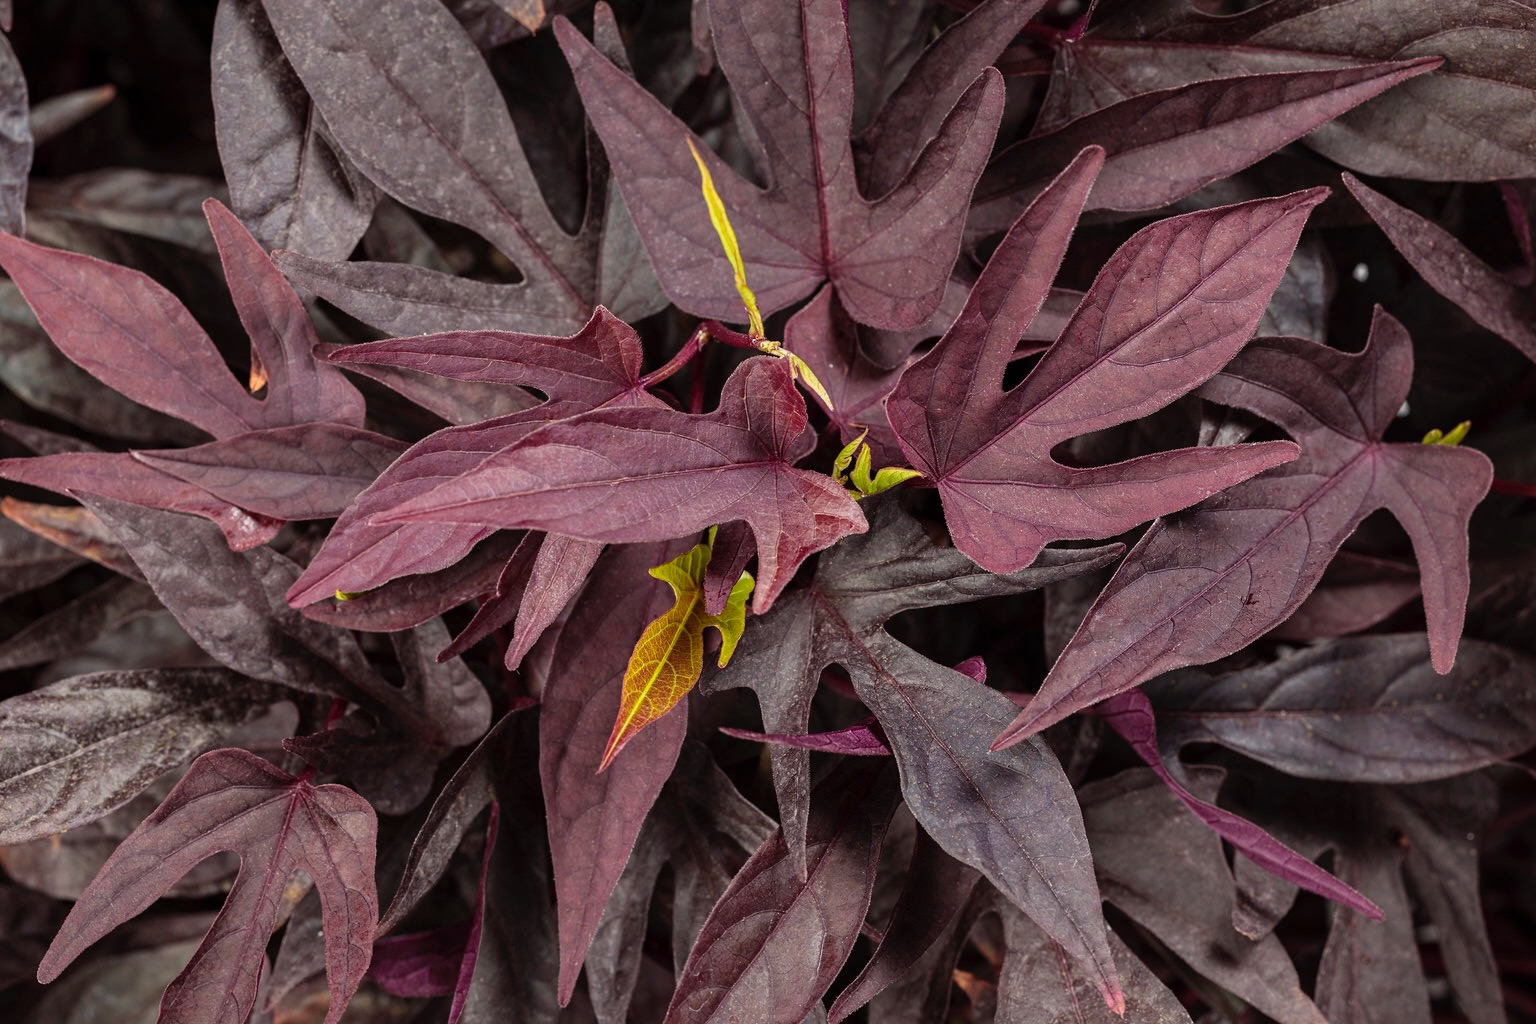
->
1;2;1532;1022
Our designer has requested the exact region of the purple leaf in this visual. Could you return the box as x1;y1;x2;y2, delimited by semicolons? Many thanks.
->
0;668;277;845
134;423;406;520
37;748;378;1024
721;717;892;757
0;515;84;601
1094;687;1381;917
664;758;901;1024
368;922;471;998
888;149;1307;578
828;829;979;1022
701;519;754;616
1081;768;1327;1024
284;714;439;816
0;495;145;578
1270;550;1421;641
0;577;160;671
1019;310;1494;741
378;357;867;613
704;498;1125;1006
504;534;603;670
541;541;691;1006
970;58;1436;234
1315;839;1427;1024
0;32;27;235
315;339;540;427
557;0;1005;330
212;0;380;261
1345;172;1536;362
1148;633;1536;783
1075;0;1536;181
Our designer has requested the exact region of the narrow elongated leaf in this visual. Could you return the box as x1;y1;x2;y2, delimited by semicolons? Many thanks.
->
664;759;901;1024
541;541;691;1006
380;357;866;612
0;668;276;845
1018;310;1494;741
0;577;160;671
558;0;1005;330
0;32;27;234
135;422;405;520
37;749;378;1024
1345;173;1536;361
889;150;1308;576
1149;634;1536;783
970;59;1436;234
704;498;1125;1006
212;0;380;260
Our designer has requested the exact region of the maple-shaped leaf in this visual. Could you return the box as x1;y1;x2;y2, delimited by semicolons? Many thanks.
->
258;0;663;335
37;748;378;1024
602;538;752;769
1011;309;1494;743
1045;0;1536;181
703;498;1125;1005
377;357;866;613
887;148;1308;575
557;0;1004;330
1345;173;1536;363
969;58;1437;234
664;758;901;1024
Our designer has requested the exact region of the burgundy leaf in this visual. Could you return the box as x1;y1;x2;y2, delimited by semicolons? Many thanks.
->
828;829;979;1022
0;496;145;578
378;357;866;613
315;339;540;427
1148;634;1536;783
37;748;378;1024
721;718;892;757
888;149;1307;578
1270;550;1421;641
202;198;367;428
324;305;657;411
557;0;1005;330
1075;0;1536;181
1018;310;1494;741
664;758;901;1024
1081;768;1327;1024
0;577;160;672
704;498;1125;1005
391;616;492;747
284;714;439;816
437;530;542;662
368;923;471;998
1345;172;1536;362
504;533;603;670
700;519;754;616
584;799;672;1024
541;541;691;1006
0;668;277;845
134;422;406;520
970;58;1436;234
1315;840;1426;1024
212;0;380;261
0;514;84;601
1094;687;1381;917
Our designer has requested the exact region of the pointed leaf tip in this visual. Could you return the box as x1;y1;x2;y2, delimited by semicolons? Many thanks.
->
599;540;754;771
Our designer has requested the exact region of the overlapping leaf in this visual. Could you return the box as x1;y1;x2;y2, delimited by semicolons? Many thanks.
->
37;749;378;1024
887;148;1308;576
376;357;866;612
557;0;1005;330
1012;310;1493;742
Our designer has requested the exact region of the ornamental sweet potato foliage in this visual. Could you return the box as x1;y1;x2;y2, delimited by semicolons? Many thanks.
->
3;0;1536;1021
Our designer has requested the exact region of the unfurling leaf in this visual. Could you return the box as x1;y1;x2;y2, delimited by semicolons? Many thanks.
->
833;431;923;499
600;539;754;770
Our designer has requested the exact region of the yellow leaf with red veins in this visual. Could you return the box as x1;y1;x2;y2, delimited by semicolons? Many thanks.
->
599;539;753;771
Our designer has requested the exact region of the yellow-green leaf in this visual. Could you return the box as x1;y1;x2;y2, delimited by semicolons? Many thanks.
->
600;540;754;771
833;430;923;498
687;138;764;339
1422;420;1472;446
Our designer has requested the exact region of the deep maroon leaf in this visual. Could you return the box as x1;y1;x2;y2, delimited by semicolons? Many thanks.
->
1149;634;1536;783
0;668;276;845
704;498;1125;1006
0;496;145;577
0;515;83;602
368;922;471;998
557;0;1005;330
1345;173;1536;362
380;357;866;612
0;32;27;235
664;758;901;1024
37;748;378;1024
391;617;492;748
1077;0;1536;180
135;422;405;520
541;540;690;1005
721;718;892;757
503;534;603;670
0;577;160;671
888;150;1307;578
315;339;540;427
1095;687;1381;917
1021;311;1494;741
284;714;439;816
970;58;1436;234
828;829;979;1022
1315;839;1427;1024
212;0;380;261
1270;550;1421;641
1081;768;1327;1024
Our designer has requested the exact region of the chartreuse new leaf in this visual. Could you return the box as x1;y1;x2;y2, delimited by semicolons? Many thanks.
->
600;540;753;771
